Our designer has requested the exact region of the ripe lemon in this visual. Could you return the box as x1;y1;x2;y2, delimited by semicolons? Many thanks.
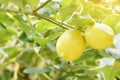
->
85;23;114;50
56;29;85;61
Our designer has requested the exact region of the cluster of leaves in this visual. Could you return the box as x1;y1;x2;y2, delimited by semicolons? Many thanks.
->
0;0;120;80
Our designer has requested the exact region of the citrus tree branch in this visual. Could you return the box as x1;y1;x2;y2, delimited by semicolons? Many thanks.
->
0;8;75;29
33;0;52;12
83;48;94;53
53;71;63;80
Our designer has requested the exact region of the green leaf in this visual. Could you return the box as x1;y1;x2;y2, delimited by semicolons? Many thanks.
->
60;0;72;6
9;0;26;12
114;22;120;34
44;32;62;43
26;0;39;10
18;49;36;65
74;49;101;64
23;67;50;74
102;14;120;32
71;14;95;30
33;32;61;47
6;27;18;34
12;15;32;33
94;5;112;15
3;0;26;11
0;69;12;80
101;66;115;80
50;52;58;60
0;12;13;25
90;9;104;21
0;27;13;43
33;35;43;46
35;20;56;34
4;47;21;59
19;32;33;43
0;1;2;7
59;2;78;21
80;1;94;15
0;23;6;29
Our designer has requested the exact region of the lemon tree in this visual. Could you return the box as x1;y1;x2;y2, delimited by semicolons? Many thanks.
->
0;0;120;80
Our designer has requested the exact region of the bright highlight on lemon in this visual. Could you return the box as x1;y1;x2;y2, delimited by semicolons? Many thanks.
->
56;29;85;61
85;23;114;50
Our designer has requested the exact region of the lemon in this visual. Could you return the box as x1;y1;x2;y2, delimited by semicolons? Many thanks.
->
85;23;114;50
56;29;85;61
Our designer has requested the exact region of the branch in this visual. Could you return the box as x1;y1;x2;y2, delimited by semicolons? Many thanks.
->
53;71;63;80
33;0;52;12
35;13;75;29
42;73;53;80
0;8;75;29
83;48;94;53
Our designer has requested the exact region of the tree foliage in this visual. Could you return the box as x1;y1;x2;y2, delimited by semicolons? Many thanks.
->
0;0;120;80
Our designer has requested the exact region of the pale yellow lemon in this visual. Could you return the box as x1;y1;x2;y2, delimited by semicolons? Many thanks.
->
56;29;85;61
85;23;114;50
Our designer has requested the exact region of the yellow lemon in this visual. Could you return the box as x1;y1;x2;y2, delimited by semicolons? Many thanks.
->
56;29;85;61
85;23;114;50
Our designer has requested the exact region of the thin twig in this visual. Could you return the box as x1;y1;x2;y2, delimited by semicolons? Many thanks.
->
83;48;94;53
53;71;63;80
35;13;75;29
33;0;52;12
42;73;53;80
0;8;75;29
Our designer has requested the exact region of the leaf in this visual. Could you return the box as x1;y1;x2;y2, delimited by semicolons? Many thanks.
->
33;32;61;47
101;66;115;80
74;49;101;64
26;0;39;10
97;58;115;80
3;0;26;11
44;32;62;43
60;0;72;6
33;35;44;46
9;0;26;12
50;52;58;60
19;32;33;43
71;14;95;30
102;14;120;32
0;12;13;25
0;27;13;43
4;47;21;59
94;5;112;15
6;27;18;34
23;67;50;74
59;1;78;21
114;23;120;34
35;20;56;34
12;15;32;33
90;9;104;21
80;1;94;15
0;23;6;29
